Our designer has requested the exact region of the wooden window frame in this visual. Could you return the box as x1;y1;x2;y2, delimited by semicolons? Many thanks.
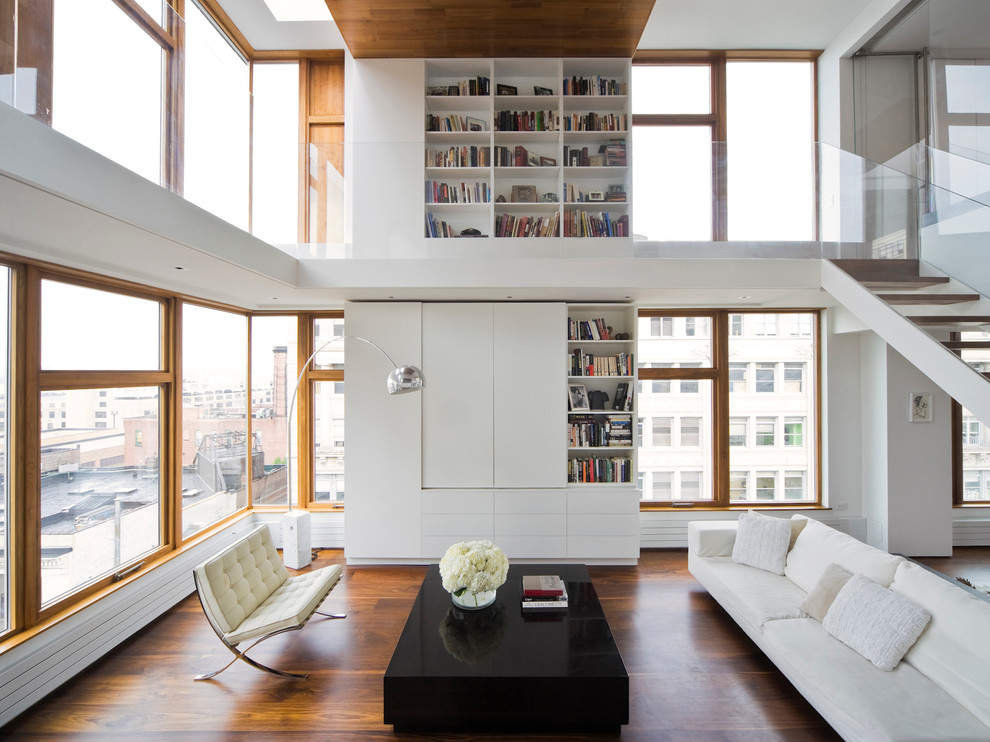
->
631;51;820;241
637;308;822;510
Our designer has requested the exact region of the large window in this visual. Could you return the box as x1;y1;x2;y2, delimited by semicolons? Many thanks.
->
39;279;165;611
0;267;9;631
181;304;248;537
308;317;345;506
638;310;819;507
633;54;817;241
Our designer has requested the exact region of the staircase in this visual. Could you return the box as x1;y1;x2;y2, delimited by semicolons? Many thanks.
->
822;259;990;425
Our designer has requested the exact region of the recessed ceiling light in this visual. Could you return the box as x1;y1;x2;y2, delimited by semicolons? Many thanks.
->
175;266;185;270
261;0;332;22
738;295;751;300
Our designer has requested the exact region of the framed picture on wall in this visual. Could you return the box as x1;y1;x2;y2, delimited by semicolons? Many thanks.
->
910;392;933;422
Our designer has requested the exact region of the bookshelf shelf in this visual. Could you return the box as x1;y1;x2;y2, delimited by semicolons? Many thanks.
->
424;58;630;241
566;304;637;486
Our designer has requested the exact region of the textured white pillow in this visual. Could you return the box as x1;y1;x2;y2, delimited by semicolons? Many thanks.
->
730;511;792;575
823;573;932;671
800;562;853;622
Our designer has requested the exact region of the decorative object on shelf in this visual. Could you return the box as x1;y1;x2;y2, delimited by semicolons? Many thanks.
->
284;336;424;568
542;192;558;202
439;540;509;611
534;85;554;95
496;194;506;203
496;83;518;95
589;191;604;201
511;184;538;203
588;390;609;409
438;604;508;664
569;383;590;411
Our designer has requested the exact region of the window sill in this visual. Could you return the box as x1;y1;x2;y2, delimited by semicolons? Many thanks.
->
641;503;830;512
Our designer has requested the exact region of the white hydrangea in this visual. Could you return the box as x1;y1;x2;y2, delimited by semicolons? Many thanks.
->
439;540;509;596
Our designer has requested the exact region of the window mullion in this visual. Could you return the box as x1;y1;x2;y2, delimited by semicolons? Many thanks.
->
713;311;730;507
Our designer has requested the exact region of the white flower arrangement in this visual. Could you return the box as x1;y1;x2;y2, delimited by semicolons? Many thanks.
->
439;540;509;598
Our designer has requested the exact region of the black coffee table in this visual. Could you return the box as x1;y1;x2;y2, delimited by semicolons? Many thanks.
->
383;563;628;733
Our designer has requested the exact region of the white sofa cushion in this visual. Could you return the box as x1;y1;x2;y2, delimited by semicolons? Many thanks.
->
799;562;852;622
784;517;904;593
822;573;931;671
892;560;990;729
731;511;791;574
763;617;990;742
689;555;807;629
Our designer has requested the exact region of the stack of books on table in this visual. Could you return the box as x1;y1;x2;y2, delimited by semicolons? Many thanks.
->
521;575;568;612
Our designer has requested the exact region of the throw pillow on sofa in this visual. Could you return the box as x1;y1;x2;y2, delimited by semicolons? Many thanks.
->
822;573;932;671
731;511;792;575
800;562;853;622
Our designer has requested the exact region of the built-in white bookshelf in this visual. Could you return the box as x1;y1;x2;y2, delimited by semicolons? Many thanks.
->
566;304;637;486
424;59;631;241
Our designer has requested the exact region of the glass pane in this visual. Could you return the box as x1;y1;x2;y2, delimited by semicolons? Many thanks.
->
40;387;161;606
184;3;250;229
250;316;298;506
633;126;712;240
638;380;712;502
42;280;161;370
0;268;8;631
729;313;817;504
52;0;163;184
945;64;990;115
727;61;814;240
632;65;711;114
637;316;713;367
313;381;345;504
960;401;990;502
133;0;164;24
313;318;345;370
252;63;300;246
181;305;248;537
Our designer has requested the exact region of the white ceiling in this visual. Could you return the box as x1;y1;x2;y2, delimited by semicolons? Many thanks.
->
215;0;878;53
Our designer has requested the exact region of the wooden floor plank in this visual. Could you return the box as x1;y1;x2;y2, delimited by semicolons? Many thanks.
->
2;548;987;740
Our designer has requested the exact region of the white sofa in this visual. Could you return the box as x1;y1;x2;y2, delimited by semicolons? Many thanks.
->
688;515;990;742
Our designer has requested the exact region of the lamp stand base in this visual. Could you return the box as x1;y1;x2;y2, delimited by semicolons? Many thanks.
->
281;510;313;569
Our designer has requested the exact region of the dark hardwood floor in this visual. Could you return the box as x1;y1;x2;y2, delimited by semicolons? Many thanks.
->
3;547;988;741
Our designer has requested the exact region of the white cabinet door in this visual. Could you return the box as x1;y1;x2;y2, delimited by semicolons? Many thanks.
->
422;303;494;488
494;303;566;488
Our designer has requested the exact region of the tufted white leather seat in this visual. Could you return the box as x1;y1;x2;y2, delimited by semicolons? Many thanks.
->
192;524;343;680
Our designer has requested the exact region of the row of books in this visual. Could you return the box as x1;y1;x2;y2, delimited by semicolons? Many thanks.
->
495;212;559;238
562;141;626;168
568;316;614;340
562;112;627;132
425;212;485;239
493;145;555;168
563;183;626;203
569;350;634;377
562;76;627;96
425;181;490;204
521;575;568;612
568;414;633;448
427;76;490;96
563;211;630;238
426;114;486;132
494;110;560;132
426;145;490;168
567;456;633;484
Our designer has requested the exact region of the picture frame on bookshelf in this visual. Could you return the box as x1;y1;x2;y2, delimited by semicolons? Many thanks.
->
589;191;604;201
527;152;541;167
534;85;554;96
466;116;486;131
511;185;538;203
426;85;447;96
496;83;518;96
539;155;557;166
569;384;590;412
542;192;558;202
447;85;460;96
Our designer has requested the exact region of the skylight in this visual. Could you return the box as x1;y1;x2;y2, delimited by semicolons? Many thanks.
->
261;0;333;22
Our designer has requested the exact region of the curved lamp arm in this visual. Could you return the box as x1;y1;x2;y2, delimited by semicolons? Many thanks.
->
285;335;424;510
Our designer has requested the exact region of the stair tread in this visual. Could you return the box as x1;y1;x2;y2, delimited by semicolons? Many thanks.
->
909;316;990;324
861;277;951;288
942;341;990;349
878;293;979;304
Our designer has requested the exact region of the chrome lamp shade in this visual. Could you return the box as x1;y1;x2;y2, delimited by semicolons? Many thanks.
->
387;365;425;395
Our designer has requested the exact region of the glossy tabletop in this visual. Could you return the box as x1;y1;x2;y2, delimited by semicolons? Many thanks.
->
383;563;628;733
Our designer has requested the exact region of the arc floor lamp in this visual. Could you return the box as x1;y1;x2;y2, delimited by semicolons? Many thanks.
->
282;335;424;568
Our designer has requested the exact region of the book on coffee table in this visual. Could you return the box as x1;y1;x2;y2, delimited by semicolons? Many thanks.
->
522;574;565;597
521;587;568;611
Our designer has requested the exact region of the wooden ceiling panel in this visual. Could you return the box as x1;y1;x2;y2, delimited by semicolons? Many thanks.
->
324;0;657;58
